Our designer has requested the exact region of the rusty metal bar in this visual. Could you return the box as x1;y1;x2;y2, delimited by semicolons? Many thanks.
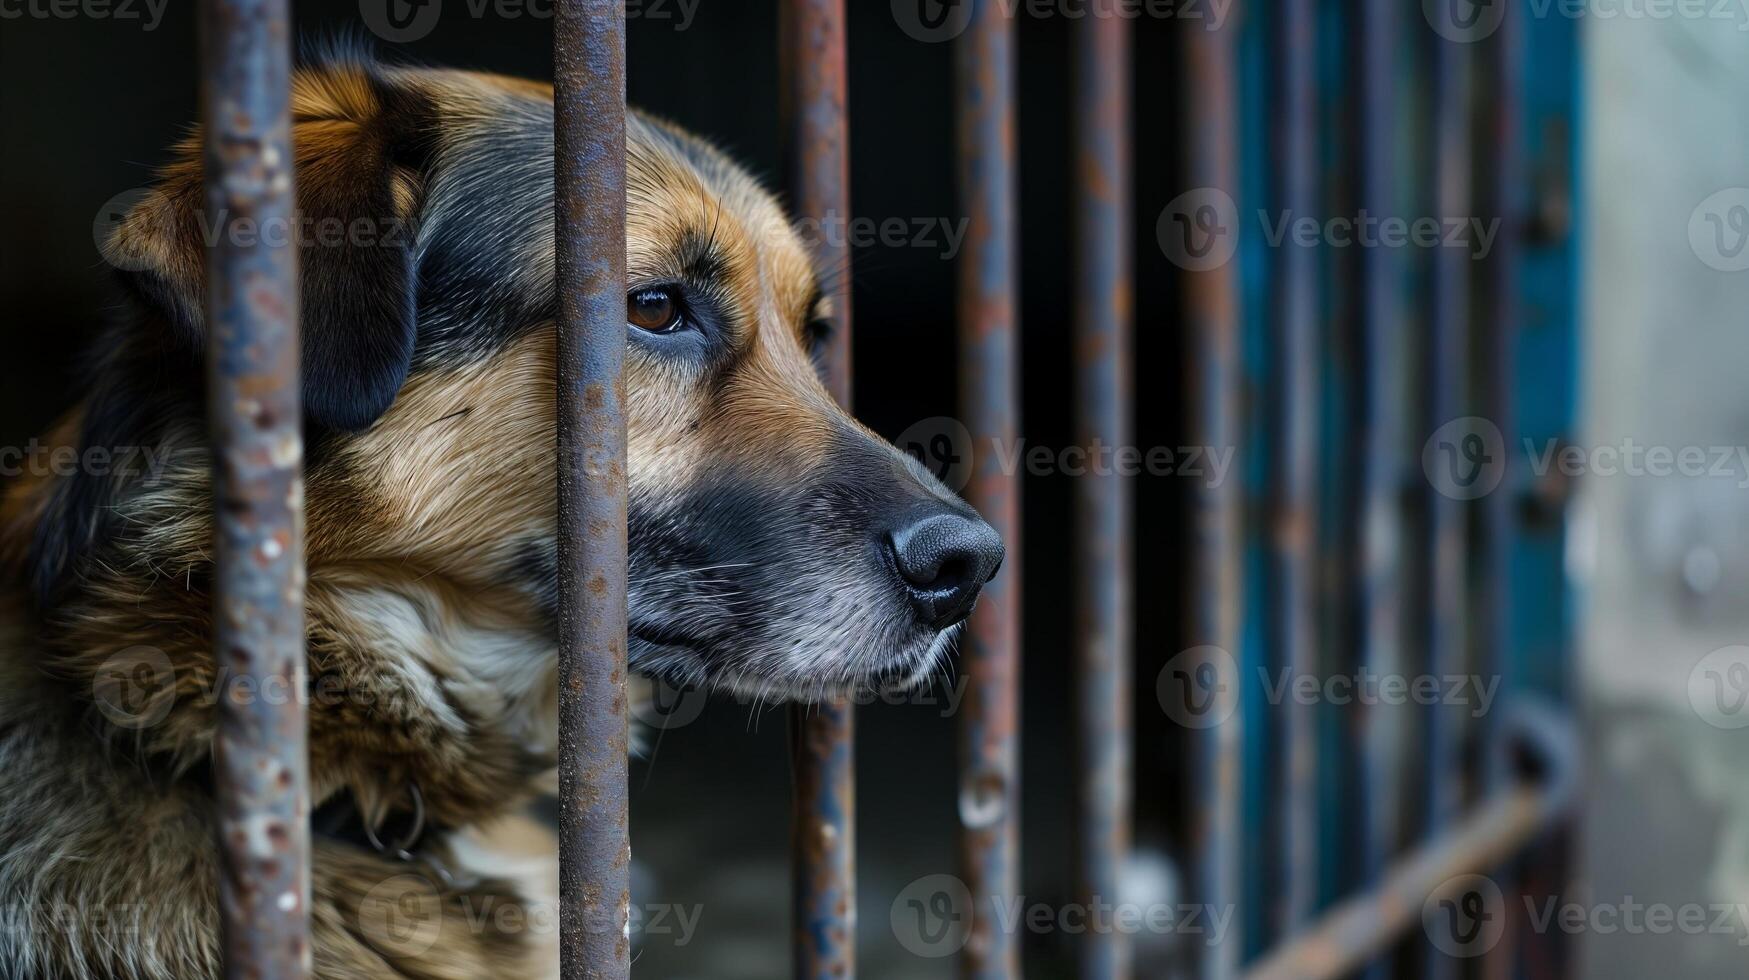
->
554;0;631;977
1477;8;1527;978
1311;0;1361;915
1355;13;1405;972
1071;3;1131;978
1243;789;1545;980
199;0;310;974
1242;706;1577;980
1183;11;1243;980
1421;18;1472;980
779;0;857;976
1479;0;1523;814
780;0;852;402
954;1;1021;976
1269;0;1318;942
788;701;855;978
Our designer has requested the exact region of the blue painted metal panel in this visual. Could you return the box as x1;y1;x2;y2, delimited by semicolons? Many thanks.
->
1215;6;1580;978
1509;9;1581;980
1512;0;1582;707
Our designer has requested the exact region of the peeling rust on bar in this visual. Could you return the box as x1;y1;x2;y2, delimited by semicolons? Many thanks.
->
780;1;858;977
954;2;1021;977
200;0;310;974
788;699;856;978
1072;3;1133;979
554;1;632;977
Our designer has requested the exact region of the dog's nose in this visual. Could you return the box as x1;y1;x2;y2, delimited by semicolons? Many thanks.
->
886;511;1005;631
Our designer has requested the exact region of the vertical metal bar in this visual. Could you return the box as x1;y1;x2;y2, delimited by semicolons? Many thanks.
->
780;1;856;976
1355;6;1404;978
1184;11;1243;980
1479;0;1522;715
1311;0;1360;914
1477;6;1524;978
1507;7;1581;977
788;700;855;979
1235;11;1273;958
554;1;631;977
781;0;852;403
199;0;310;974
1506;1;1580;711
955;1;1021;977
1072;3;1131;978
1270;0;1319;942
1421;17;1471;980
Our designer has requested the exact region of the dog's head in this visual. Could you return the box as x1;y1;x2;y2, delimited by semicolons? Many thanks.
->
35;54;999;704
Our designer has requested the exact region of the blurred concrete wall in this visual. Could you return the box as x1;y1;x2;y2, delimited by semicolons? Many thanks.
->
1581;11;1749;978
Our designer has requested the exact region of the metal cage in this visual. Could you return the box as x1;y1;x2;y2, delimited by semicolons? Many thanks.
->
197;0;1580;977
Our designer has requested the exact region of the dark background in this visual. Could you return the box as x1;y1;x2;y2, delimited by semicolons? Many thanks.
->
0;3;1192;976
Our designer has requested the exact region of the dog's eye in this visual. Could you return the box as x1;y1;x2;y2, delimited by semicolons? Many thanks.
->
803;317;833;354
628;287;684;333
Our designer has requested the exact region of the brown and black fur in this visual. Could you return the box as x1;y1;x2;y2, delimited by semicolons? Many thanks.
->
0;48;997;979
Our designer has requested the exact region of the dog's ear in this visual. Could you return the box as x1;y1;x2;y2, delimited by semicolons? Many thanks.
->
104;59;435;432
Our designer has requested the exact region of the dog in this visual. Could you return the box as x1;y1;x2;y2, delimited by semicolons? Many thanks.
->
0;50;1002;979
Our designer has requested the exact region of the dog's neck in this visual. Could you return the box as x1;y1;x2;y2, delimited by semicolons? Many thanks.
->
1;461;559;833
